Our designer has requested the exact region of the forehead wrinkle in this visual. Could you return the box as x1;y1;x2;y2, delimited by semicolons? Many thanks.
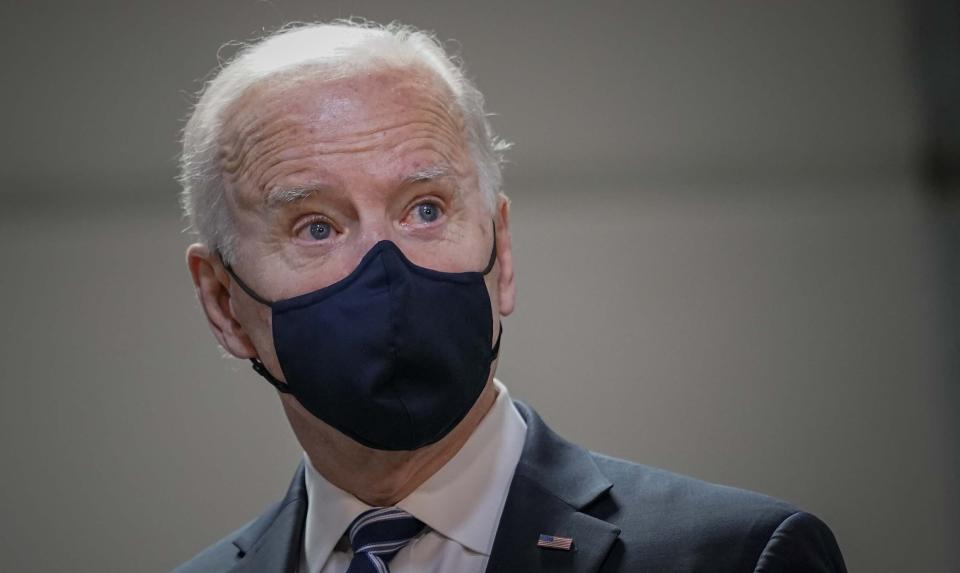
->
220;63;465;163
296;101;467;153
250;123;467;200
231;123;328;203
231;104;307;165
220;73;471;208
253;151;322;201
230;108;465;195
223;76;464;176
220;108;301;188
219;82;292;165
227;140;304;210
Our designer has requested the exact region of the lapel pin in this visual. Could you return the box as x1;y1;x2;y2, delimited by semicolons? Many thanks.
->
537;533;574;551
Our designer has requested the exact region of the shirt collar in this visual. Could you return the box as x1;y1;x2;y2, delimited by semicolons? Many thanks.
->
301;379;527;569
301;455;373;572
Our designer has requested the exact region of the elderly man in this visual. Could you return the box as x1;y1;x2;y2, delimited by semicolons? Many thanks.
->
176;21;845;573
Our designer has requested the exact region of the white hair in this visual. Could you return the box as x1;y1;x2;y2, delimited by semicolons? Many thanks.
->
178;20;511;263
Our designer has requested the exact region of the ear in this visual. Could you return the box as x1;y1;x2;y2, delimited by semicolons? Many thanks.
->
494;193;516;316
186;243;258;359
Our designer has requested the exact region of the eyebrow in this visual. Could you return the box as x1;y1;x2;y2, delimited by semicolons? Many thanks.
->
263;184;331;209
401;163;463;201
402;164;453;185
261;163;461;209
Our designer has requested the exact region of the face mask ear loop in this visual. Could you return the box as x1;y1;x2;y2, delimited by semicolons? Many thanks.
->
216;251;275;307
481;220;498;275
481;221;504;361
250;358;293;394
214;251;292;394
490;323;504;361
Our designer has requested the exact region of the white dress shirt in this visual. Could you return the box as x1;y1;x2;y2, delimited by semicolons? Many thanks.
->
298;379;527;573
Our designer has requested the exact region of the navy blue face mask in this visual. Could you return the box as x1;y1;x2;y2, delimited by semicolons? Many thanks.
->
220;228;502;451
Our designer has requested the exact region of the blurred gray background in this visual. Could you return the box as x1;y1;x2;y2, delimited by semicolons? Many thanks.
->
1;1;958;571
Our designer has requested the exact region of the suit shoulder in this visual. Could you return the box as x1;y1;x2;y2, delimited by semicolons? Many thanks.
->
172;531;242;573
589;453;817;570
755;511;847;572
592;452;797;520
172;502;281;573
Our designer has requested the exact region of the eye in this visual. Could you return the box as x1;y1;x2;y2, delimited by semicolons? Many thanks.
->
414;201;442;223
308;221;331;240
295;217;337;242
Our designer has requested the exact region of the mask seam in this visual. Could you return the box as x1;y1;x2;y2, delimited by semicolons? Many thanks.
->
383;253;417;447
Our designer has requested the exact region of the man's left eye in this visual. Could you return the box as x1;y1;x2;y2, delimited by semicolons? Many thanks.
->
414;201;441;223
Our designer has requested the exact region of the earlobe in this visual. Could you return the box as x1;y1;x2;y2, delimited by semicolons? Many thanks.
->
186;244;258;359
494;194;516;316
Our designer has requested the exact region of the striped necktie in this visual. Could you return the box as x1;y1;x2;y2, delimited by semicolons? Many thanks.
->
345;507;426;573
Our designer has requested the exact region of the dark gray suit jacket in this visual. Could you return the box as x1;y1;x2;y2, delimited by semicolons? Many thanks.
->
174;401;846;572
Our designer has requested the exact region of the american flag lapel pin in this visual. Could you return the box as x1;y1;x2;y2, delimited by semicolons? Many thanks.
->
537;533;574;551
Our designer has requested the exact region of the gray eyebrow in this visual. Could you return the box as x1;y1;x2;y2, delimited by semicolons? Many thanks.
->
402;164;454;185
263;184;330;208
262;164;458;209
401;164;463;202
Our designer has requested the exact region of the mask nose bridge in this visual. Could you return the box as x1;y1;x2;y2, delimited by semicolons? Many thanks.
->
352;223;412;265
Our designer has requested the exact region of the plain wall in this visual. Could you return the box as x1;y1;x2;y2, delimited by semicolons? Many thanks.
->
1;1;957;572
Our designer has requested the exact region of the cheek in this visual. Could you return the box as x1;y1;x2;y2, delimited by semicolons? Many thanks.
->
256;310;279;363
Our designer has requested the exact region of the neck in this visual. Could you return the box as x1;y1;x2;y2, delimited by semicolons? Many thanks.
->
282;379;499;507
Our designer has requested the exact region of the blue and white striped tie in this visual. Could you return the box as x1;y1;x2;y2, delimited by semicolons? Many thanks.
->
345;507;425;573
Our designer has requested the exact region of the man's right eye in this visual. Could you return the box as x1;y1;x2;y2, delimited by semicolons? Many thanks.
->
295;218;336;242
308;222;331;240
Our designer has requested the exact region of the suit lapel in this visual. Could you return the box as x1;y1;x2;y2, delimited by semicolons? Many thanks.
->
486;401;621;573
227;461;307;573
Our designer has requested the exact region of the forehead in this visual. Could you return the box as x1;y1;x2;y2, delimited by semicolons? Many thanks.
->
218;66;471;204
231;65;461;131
